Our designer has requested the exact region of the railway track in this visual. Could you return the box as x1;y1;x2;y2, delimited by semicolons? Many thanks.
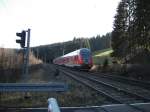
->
75;71;150;100
60;68;150;104
60;68;150;112
66;68;150;98
88;72;150;90
67;66;150;90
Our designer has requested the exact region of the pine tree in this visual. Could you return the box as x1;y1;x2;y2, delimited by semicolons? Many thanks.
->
84;38;91;49
111;0;150;63
111;0;128;59
134;0;150;51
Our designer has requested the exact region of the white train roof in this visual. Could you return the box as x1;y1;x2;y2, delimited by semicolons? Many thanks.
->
62;48;90;57
53;48;90;61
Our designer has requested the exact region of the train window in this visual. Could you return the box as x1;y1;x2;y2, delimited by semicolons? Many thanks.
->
75;56;78;60
67;58;69;62
80;51;90;58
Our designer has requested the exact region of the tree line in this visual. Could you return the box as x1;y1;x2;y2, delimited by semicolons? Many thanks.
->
31;33;111;63
111;0;150;63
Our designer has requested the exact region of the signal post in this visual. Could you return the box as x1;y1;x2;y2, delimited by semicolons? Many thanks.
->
15;29;68;106
16;29;31;82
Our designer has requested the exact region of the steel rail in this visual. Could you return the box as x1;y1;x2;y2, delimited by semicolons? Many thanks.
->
61;69;149;112
88;72;150;89
71;71;150;102
61;69;150;102
61;70;121;104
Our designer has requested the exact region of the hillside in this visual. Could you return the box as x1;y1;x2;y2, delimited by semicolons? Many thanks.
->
31;33;111;63
92;48;113;65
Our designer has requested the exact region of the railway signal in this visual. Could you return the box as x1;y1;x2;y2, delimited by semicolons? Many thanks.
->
16;30;26;48
15;29;30;82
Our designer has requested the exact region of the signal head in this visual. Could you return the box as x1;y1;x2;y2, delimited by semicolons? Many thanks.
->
16;31;26;38
16;30;26;48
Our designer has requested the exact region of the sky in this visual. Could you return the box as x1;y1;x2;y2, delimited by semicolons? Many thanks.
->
0;0;120;48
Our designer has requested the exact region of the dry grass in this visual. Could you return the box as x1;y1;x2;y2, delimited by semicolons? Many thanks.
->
0;47;42;69
29;51;43;65
0;47;43;82
0;64;109;107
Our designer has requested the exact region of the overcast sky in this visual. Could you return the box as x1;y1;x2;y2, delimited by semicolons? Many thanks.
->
0;0;120;48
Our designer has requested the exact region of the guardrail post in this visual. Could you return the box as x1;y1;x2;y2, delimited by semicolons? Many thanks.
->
48;98;61;112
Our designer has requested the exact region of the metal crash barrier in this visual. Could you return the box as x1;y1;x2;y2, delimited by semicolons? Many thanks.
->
0;83;68;92
48;98;61;112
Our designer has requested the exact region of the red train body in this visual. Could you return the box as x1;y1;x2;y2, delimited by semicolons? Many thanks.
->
53;48;93;69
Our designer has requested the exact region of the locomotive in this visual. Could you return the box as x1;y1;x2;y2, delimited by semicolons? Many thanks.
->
53;48;93;69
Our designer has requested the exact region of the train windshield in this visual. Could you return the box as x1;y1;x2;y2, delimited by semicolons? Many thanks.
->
80;49;91;63
80;50;90;58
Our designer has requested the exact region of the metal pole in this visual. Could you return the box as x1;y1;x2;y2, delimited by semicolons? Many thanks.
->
22;48;26;81
62;43;65;55
48;98;61;112
24;29;30;82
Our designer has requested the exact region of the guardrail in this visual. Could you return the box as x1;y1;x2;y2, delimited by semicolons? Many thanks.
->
0;83;68;92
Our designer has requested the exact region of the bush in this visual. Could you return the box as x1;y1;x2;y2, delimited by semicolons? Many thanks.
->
102;58;108;72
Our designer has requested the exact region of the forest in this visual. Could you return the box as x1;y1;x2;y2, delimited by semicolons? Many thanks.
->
32;0;150;65
0;0;150;82
1;0;150;71
111;0;150;64
31;33;111;63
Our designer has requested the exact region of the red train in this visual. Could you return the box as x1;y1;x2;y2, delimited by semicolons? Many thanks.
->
53;48;93;69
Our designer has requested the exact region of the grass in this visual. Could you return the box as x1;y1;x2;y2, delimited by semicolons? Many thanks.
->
94;49;113;57
92;48;113;65
0;64;109;107
92;48;112;55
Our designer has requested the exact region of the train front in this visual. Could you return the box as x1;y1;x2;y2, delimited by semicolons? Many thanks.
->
79;48;93;69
